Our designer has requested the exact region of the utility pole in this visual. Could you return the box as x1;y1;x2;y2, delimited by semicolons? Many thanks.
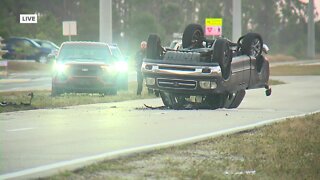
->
232;0;242;42
99;0;112;43
307;0;315;59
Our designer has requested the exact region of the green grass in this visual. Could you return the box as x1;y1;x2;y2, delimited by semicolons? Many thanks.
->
0;79;284;113
270;64;320;76
43;113;320;179
0;78;284;113
0;83;155;113
6;61;51;73
269;79;285;85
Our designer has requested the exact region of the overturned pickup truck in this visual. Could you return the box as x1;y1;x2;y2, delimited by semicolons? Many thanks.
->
142;24;271;109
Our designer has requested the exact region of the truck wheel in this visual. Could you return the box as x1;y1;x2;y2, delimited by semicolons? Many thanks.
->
205;94;227;109
182;24;204;48
224;90;246;109
147;34;162;59
241;33;263;58
51;83;62;96
160;92;185;109
213;39;232;80
105;88;117;95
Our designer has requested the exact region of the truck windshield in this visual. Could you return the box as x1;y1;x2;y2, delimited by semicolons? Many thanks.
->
58;44;111;62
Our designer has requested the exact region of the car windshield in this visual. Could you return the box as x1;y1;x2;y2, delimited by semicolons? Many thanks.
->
57;44;111;62
28;39;41;48
37;41;59;50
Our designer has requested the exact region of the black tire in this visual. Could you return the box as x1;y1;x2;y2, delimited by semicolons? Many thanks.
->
146;34;162;59
105;88;117;96
160;92;186;109
182;24;204;48
213;39;232;80
204;94;227;109
51;83;62;96
241;33;263;58
224;90;246;109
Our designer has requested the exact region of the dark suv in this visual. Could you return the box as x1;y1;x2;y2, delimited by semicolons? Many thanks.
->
2;37;51;62
51;41;128;96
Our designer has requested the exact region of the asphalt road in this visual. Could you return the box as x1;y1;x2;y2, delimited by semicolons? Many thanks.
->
1;76;319;179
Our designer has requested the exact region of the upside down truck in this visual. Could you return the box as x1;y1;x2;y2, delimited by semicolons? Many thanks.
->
142;24;271;109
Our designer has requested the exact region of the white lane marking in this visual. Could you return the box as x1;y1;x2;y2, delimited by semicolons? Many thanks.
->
1;110;320;179
6;128;35;132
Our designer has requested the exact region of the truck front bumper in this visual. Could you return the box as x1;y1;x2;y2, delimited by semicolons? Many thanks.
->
141;62;227;95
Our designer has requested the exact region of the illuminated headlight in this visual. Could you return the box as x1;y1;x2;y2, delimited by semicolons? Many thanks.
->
145;77;156;85
100;65;108;71
199;81;217;89
113;61;128;72
54;62;69;73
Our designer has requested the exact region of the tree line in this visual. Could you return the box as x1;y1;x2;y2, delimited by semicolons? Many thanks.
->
0;0;318;57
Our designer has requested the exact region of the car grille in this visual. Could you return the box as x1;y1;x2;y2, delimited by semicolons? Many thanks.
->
69;65;101;76
158;66;195;72
157;78;197;90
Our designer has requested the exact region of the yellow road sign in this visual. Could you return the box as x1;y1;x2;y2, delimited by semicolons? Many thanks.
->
205;18;223;26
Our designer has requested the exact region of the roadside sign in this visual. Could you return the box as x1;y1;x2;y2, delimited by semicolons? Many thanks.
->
205;18;222;26
205;18;223;36
63;21;77;40
205;26;222;36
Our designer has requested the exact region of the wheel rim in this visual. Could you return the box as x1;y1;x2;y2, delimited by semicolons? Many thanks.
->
250;38;261;57
192;30;202;43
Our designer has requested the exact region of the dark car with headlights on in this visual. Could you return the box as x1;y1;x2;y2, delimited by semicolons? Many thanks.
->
33;39;59;52
2;37;51;62
51;41;127;96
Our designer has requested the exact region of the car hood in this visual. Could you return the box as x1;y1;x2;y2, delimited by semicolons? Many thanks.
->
63;61;108;66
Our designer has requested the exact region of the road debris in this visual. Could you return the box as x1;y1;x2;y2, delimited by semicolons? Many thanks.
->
0;92;33;107
224;170;256;175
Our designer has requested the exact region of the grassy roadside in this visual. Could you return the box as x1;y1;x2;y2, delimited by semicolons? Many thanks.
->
2;62;319;113
6;61;51;73
43;112;320;179
0;83;155;113
270;64;320;76
0;80;283;113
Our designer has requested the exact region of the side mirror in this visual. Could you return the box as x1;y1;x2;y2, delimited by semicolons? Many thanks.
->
262;44;269;54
